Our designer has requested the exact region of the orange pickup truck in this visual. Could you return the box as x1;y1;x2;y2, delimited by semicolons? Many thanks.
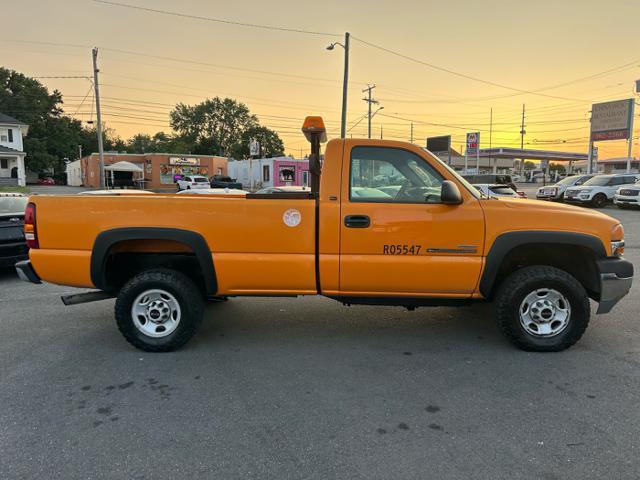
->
16;117;633;352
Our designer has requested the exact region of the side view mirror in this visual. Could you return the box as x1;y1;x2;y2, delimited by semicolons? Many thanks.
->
441;180;463;205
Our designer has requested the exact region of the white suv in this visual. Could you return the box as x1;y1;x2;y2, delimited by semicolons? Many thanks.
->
614;183;640;209
536;174;594;201
564;174;640;208
176;175;210;191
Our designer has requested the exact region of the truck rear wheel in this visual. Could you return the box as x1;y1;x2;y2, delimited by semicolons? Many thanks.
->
495;266;590;352
115;269;204;352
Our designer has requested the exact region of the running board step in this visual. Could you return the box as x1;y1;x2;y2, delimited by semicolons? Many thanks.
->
61;291;115;306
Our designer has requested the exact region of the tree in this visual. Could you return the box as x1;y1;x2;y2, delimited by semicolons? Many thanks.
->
169;97;283;158
0;67;62;126
127;133;154;153
0;68;106;174
237;125;284;158
549;163;566;175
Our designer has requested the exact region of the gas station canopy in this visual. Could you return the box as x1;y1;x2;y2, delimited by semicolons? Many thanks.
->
476;148;588;162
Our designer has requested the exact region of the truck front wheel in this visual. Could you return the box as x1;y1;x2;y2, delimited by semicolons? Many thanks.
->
115;269;204;352
495;266;590;352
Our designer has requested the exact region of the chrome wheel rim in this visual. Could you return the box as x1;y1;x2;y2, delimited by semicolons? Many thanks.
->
519;288;570;337
131;289;181;338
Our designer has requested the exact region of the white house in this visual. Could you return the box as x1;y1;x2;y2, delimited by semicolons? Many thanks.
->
65;159;83;186
0;113;28;187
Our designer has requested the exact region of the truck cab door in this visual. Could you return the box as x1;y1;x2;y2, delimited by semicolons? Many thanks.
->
338;144;485;297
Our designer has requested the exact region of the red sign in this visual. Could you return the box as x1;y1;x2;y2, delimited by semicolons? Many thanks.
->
591;129;629;141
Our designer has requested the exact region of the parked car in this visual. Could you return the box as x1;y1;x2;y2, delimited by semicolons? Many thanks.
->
36;177;55;186
0;193;29;268
614;183;640;209
209;175;243;189
255;186;310;194
176;175;210;191
176;188;248;196
78;189;154;195
536;174;595;201
463;174;517;191
565;174;640;208
473;184;519;199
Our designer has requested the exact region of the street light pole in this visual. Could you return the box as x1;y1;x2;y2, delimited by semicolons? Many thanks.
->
327;32;350;139
341;33;350;139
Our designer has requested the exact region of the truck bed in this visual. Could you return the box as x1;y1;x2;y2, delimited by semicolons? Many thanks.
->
30;194;317;295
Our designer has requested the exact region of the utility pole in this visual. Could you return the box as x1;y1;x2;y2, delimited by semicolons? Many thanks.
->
92;47;105;188
362;84;378;139
626;100;635;173
410;122;414;143
380;124;383;139
489;108;494;173
519;104;526;176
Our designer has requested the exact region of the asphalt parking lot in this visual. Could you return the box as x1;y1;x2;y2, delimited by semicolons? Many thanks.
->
1;201;639;479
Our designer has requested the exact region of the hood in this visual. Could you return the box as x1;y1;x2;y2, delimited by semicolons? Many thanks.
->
565;185;594;191
480;197;619;253
492;196;610;217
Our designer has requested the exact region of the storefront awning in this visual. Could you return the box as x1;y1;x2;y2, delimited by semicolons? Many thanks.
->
105;161;144;172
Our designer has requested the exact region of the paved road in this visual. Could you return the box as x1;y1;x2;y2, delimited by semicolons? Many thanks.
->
1;206;639;479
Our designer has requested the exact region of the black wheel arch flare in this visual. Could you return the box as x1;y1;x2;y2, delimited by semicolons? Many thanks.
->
480;230;607;298
90;227;217;294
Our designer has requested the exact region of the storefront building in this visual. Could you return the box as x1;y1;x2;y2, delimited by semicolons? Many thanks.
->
80;153;228;190
228;157;309;191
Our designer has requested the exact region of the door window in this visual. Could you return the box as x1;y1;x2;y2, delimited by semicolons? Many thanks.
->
609;177;626;186
350;146;443;203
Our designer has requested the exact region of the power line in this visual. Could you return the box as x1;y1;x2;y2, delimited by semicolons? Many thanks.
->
72;83;95;116
351;35;588;102
92;0;340;37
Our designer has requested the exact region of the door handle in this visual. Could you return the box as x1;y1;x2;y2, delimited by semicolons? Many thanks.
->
344;215;370;228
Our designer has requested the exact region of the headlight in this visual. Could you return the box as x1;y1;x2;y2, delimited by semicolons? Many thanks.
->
579;189;591;194
611;240;625;256
611;224;625;256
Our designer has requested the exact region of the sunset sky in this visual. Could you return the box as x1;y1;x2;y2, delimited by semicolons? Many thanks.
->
2;0;640;160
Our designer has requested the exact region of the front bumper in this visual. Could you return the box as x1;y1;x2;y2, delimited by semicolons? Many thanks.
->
15;259;41;284
596;257;633;314
564;194;592;203
614;195;640;206
536;194;561;201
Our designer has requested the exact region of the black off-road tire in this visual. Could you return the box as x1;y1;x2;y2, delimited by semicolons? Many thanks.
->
115;269;204;352
592;193;607;208
495;266;590;352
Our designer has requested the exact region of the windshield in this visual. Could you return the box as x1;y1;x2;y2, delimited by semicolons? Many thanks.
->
490;186;516;195
557;176;581;186
0;196;28;215
429;153;482;199
583;176;612;186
